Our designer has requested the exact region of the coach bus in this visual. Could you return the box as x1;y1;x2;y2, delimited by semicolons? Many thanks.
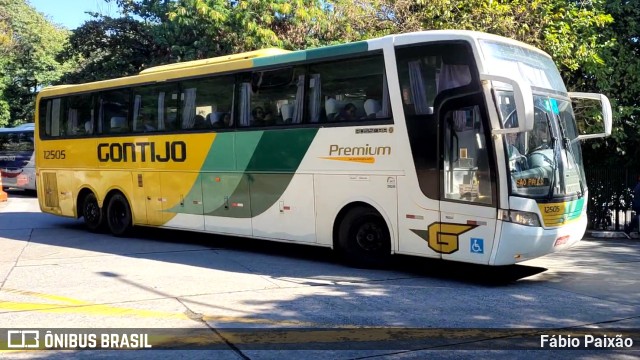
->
1;123;36;191
35;30;611;266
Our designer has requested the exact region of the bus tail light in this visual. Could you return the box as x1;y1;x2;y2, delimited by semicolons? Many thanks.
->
554;235;570;246
17;174;28;186
499;209;541;227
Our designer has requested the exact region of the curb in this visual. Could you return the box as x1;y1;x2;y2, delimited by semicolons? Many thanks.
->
586;231;638;240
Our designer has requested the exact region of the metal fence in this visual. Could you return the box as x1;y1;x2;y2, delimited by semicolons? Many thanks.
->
585;167;637;231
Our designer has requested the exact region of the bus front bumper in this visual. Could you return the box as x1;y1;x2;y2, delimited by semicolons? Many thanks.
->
491;214;587;265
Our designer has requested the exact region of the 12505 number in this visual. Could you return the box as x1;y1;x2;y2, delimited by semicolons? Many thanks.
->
44;150;66;159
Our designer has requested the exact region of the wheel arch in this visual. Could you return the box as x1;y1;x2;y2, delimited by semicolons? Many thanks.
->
103;187;132;212
104;187;134;236
332;199;397;254
76;186;98;219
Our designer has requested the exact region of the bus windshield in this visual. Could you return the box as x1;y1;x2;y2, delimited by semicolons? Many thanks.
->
480;40;586;199
499;93;585;199
479;39;567;93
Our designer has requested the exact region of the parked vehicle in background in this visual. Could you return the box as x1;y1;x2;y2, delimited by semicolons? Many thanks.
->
0;123;36;191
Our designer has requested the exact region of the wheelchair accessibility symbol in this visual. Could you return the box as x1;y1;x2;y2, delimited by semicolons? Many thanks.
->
470;238;484;254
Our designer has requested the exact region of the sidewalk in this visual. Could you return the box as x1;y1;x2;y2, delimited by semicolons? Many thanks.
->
586;230;638;240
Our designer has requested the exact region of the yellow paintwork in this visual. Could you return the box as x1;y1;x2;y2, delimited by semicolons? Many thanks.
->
320;156;376;164
36;49;288;101
36;133;216;225
0;288;188;319
139;48;289;74
428;223;476;254
537;200;582;227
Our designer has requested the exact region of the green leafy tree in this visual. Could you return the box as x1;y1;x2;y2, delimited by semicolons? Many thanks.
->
58;16;157;83
582;0;640;167
58;0;628;157
0;4;16;126
0;0;70;126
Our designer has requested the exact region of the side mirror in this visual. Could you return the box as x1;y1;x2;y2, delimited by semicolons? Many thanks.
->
569;92;612;140
480;74;534;134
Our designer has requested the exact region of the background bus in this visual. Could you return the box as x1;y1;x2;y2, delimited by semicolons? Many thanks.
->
34;30;611;266
0;123;36;191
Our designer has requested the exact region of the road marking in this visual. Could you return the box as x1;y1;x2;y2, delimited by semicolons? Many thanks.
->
0;288;188;319
0;289;320;326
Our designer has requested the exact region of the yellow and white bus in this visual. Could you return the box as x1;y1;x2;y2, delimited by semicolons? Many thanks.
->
35;30;612;266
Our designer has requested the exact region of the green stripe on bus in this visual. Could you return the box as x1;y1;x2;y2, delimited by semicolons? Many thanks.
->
200;133;236;171
252;51;308;68
566;198;585;220
205;128;318;217
245;128;317;172
306;41;369;61
236;132;265;171
169;132;262;215
252;42;370;68
168;128;318;217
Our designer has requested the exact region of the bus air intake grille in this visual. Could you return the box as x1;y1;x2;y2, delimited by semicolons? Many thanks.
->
43;172;60;208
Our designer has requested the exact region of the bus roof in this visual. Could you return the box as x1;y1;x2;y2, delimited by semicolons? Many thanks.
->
36;30;549;99
139;48;291;75
36;39;368;99
0;123;34;132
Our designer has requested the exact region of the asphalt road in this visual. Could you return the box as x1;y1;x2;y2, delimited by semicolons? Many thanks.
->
0;191;638;359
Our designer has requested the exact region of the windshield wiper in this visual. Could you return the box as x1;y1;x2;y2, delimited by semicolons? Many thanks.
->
544;112;561;200
556;111;585;197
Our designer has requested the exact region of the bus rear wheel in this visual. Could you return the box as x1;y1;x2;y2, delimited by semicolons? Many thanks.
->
106;193;132;236
338;206;391;267
82;193;103;232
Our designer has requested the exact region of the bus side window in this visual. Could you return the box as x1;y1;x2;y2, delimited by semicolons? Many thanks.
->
132;83;180;132
181;75;234;130
65;94;94;137
41;98;64;137
99;89;131;134
308;55;391;124
242;67;304;127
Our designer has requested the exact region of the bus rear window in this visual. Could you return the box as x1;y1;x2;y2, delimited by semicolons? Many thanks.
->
0;132;34;152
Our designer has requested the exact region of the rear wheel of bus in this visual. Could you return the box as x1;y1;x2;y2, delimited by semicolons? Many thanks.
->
337;206;391;267
82;192;103;232
106;193;132;236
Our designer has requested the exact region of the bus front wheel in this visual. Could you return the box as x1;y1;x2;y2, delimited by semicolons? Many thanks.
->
106;193;132;236
82;193;103;232
338;206;391;267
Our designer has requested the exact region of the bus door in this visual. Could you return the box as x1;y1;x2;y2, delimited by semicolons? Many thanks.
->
438;95;497;264
394;40;498;261
396;109;441;257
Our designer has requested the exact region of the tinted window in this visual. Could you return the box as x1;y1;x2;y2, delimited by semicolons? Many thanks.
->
309;55;391;123
180;75;235;130
238;68;304;127
132;84;180;132
99;89;131;134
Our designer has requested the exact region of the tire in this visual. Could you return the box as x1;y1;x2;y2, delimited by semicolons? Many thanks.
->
106;193;132;236
82;192;104;232
338;206;391;267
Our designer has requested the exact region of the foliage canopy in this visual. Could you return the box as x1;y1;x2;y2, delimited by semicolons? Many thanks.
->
2;0;640;172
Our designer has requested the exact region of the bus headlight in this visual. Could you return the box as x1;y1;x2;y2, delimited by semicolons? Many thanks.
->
500;209;541;227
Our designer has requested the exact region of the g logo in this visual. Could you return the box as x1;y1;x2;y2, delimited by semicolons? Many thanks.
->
411;223;477;254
